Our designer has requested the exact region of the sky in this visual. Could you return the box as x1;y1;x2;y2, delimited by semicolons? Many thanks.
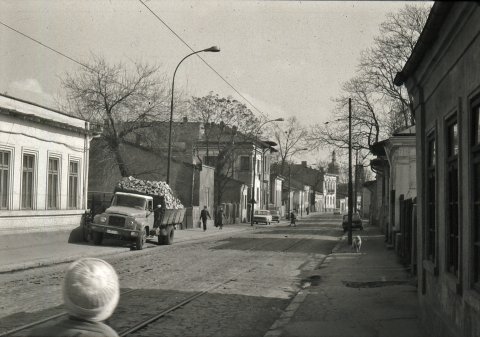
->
0;0;425;163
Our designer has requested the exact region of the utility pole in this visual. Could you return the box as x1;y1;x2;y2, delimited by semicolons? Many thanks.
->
348;98;353;245
288;164;291;217
354;149;358;213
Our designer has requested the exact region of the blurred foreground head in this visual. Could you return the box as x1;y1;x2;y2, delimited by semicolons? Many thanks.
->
63;258;119;322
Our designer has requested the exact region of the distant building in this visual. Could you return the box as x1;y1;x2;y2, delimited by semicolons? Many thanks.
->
0;94;93;234
323;173;337;212
270;174;285;215
128;120;277;222
327;150;340;175
394;3;480;336
274;161;326;213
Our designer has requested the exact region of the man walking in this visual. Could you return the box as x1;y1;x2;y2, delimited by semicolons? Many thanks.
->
289;209;297;227
216;207;225;230
200;206;211;231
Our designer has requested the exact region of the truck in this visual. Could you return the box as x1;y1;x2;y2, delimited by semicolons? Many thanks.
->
88;184;185;250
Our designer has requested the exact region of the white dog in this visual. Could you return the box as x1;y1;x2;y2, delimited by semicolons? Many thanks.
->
352;235;362;253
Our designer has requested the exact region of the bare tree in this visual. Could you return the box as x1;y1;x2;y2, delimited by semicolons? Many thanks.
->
272;116;308;176
60;56;171;177
190;92;261;205
359;4;430;126
309;4;430;165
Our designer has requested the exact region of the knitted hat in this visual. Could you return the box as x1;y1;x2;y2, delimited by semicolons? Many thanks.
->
63;258;120;322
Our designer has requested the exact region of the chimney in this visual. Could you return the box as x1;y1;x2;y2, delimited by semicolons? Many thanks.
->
301;161;307;167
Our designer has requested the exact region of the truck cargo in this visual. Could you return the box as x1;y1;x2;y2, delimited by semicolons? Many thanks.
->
88;177;185;250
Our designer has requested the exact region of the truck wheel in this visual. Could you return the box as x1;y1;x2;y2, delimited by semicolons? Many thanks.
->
136;228;146;250
165;226;174;245
157;235;165;245
92;231;103;245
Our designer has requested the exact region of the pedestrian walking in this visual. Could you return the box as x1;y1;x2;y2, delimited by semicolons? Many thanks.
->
29;258;120;337
289;210;297;227
200;205;211;231
215;207;225;230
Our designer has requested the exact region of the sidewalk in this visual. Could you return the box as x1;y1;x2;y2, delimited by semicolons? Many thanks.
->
265;225;427;337
0;223;252;274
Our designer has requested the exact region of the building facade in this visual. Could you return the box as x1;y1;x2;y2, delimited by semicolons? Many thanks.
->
270;175;285;215
395;3;480;336
323;173;337;212
0;94;92;233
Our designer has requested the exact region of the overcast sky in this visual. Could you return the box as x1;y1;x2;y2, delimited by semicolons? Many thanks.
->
0;0;426;162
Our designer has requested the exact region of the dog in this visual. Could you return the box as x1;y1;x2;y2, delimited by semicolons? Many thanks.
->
352;235;362;253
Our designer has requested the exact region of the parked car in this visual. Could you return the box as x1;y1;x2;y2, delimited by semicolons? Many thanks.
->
342;212;363;231
253;210;272;225
270;210;280;223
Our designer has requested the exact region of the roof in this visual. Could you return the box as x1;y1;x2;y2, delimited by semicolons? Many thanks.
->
0;93;89;134
370;139;388;156
394;2;454;86
393;125;416;136
370;158;389;172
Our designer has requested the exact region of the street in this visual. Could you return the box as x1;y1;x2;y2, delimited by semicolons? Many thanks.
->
0;214;342;337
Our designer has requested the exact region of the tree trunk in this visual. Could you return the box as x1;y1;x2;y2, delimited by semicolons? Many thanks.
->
107;138;130;177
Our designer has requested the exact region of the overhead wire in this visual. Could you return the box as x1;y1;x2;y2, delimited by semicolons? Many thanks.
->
0;20;95;73
137;0;274;122
0;7;284;134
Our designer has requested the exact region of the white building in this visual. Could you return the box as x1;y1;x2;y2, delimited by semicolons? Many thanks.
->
0;95;93;233
323;173;337;212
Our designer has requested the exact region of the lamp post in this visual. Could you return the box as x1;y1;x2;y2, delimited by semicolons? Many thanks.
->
250;118;284;226
166;46;220;184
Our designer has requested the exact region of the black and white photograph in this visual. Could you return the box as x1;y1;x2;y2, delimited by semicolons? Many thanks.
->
0;1;479;336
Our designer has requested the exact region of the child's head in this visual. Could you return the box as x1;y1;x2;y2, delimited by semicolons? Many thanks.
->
63;258;119;322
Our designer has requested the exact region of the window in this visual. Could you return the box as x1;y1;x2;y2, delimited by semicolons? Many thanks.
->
240;156;250;171
21;154;35;209
68;161;79;208
446;118;459;275
472;101;480;286
426;133;436;262
47;157;59;209
0;151;9;209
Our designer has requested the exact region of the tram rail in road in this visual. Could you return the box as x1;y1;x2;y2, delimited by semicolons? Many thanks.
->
3;233;311;337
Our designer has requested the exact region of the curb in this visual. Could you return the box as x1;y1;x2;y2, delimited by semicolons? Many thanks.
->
331;234;347;254
0;225;252;274
263;254;329;337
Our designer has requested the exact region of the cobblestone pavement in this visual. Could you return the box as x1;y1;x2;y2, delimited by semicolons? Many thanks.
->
0;214;342;337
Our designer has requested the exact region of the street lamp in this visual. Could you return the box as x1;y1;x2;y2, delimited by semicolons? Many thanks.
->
250;118;284;226
166;46;220;184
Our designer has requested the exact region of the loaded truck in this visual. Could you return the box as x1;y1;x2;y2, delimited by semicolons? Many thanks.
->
88;180;185;250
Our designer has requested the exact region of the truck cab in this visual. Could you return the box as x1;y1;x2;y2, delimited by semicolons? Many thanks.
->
90;192;157;250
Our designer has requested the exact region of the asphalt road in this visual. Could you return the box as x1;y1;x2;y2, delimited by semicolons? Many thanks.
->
0;213;343;337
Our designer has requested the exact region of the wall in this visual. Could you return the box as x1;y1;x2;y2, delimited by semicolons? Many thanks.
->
0;97;89;233
88;139;212;209
404;4;480;337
